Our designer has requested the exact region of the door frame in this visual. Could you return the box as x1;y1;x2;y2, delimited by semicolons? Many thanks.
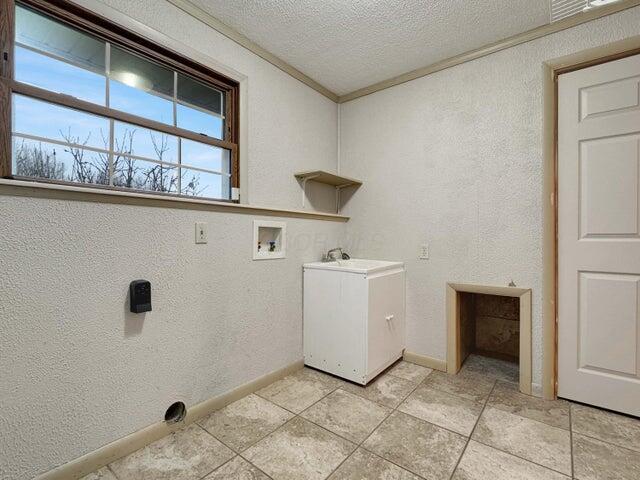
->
541;36;640;400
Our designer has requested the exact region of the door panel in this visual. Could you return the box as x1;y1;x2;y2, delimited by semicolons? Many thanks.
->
558;54;640;416
579;272;639;376
580;135;639;237
580;75;640;120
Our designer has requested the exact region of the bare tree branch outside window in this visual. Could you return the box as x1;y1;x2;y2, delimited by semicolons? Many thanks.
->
14;126;214;198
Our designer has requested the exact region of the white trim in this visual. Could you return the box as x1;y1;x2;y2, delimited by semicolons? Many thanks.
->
0;178;349;221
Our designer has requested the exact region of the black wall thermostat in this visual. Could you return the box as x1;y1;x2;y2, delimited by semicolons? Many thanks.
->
130;280;152;313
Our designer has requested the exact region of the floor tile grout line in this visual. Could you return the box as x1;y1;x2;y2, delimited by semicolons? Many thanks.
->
202;367;357;478
191;422;245;479
192;420;275;479
486;402;571;431
320;367;431;480
196;396;296;455
357;373;436;478
468;437;573;477
105;464;121;480
101;364;557;480
104;368;500;478
320;368;522;478
446;378;497;480
195;454;271;480
196;455;233;480
421;371;500;404
569;403;575;478
459;377;574;478
570;429;640;454
482;402;574;433
234;371;347;478
355;446;429;480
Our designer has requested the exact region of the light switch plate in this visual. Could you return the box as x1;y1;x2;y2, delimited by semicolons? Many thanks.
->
195;222;208;244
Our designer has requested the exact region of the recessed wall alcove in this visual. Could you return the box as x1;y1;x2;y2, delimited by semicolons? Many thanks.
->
447;283;532;394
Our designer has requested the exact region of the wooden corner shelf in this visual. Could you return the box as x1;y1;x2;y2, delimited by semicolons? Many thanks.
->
294;170;362;213
294;170;363;188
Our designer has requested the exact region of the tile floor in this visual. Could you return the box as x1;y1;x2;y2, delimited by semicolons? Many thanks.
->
83;355;640;480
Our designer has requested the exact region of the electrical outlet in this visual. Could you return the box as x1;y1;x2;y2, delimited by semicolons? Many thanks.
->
195;222;208;244
420;243;429;260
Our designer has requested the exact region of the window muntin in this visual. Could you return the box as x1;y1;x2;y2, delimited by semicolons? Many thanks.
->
181;138;229;173
4;1;238;201
113;121;179;164
13;137;109;185
13;94;110;150
177;73;224;138
11;94;232;198
15;4;106;104
15;45;107;105
109;46;175;125
180;167;228;199
15;3;105;71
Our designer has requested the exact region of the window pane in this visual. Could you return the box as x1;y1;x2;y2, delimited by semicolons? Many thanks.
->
12;94;110;150
177;73;223;138
109;46;174;124
12;137;109;185
113;122;178;163
180;168;229;199
14;6;106;104
177;73;222;113
176;104;223;139
113;158;178;193
181;138;230;173
15;5;105;72
15;46;106;105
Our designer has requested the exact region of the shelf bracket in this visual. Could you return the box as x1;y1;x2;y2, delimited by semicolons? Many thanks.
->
334;183;353;214
301;174;321;208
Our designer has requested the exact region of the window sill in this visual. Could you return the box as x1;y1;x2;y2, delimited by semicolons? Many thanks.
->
0;178;350;222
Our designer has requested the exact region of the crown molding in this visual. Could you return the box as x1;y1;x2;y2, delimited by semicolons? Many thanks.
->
166;0;640;106
166;0;339;102
338;0;640;103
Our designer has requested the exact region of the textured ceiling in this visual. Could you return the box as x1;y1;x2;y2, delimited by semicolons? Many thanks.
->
187;0;551;95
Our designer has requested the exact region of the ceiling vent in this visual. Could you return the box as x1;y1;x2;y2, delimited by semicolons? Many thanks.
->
551;0;621;22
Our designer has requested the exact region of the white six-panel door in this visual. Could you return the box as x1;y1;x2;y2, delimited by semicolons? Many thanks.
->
558;54;640;416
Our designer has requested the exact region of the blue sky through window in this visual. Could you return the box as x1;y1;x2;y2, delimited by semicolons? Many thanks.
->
109;80;174;126
180;167;223;199
13;95;110;149
15;46;106;105
113;121;179;163
177;103;223;139
12;5;230;199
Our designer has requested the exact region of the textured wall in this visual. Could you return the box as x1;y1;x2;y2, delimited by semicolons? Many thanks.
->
339;6;640;388
86;0;339;210
0;0;340;478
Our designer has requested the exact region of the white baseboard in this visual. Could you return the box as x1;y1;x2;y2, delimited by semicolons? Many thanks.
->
35;360;304;480
403;351;447;372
